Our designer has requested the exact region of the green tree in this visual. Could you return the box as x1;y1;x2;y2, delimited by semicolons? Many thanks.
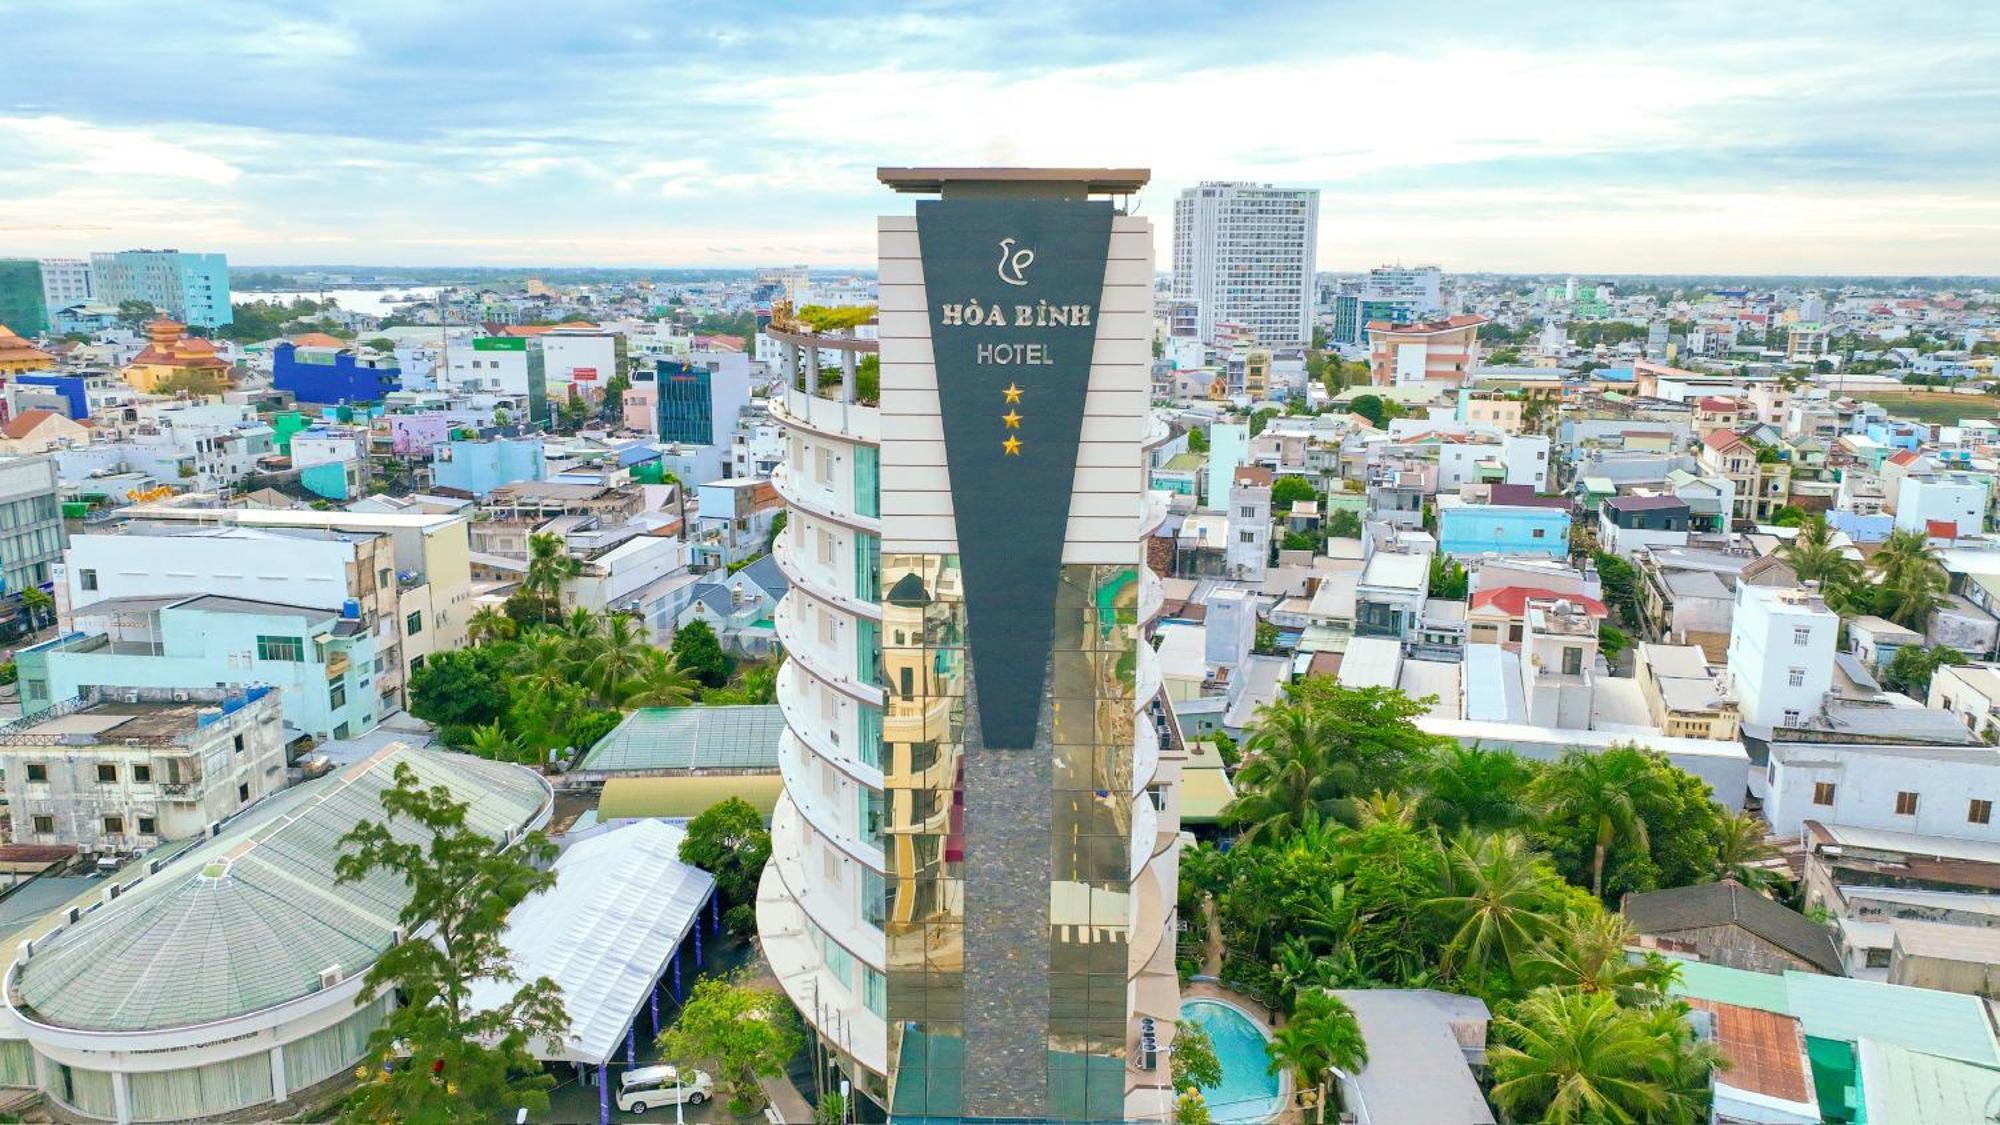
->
1880;643;1966;697
579;612;651;706
1769;505;1806;527
464;721;522;762
1271;475;1317;507
1267;991;1367;1114
115;299;157;327
1591;552;1642;626
1348;393;1390;429
17;587;53;637
1597;624;1630;666
762;511;788;556
408;647;511;728
1186;426;1209;453
1525;912;1681;1007
1171;1019;1224;1091
654;973;803;1116
1713;811;1788;897
671;619;731;688
1427;832;1560;982
364;336;398;352
1326;509;1363;539
1174;1089;1214;1125
335;762;569;1124
1488;988;1676;1125
1427;554;1469;599
1781;515;1862;601
521;533;581;623
1870;529;1949;629
1226;681;1447;842
679;796;772;912
1249;407;1279;437
1419;745;1539;834
622;648;701;708
465;605;515;646
1534;748;1664;899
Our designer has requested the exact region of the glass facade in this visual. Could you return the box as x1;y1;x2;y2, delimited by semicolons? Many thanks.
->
655;360;717;445
879;554;1137;1122
0;472;63;598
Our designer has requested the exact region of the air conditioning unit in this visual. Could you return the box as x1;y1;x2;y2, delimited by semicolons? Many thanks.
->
171;689;190;703
318;965;343;990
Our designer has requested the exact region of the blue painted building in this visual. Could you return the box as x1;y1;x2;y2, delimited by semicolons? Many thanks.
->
273;342;401;405
432;434;545;497
90;250;233;329
9;374;89;419
1437;497;1571;560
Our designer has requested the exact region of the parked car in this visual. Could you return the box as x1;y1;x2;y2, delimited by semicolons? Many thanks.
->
616;1065;712;1114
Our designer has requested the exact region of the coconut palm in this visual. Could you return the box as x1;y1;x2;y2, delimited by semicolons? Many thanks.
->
1869;528;1950;630
466;721;522;762
1534;749;1668;899
466;605;515;646
1635;1001;1727;1125
1714;811;1788;897
621;649;700;708
1488;988;1673;1124
1525;911;1681;1006
1420;744;1538;833
1781;515;1863;596
1222;696;1340;846
1426;832;1559;980
579;613;652;705
1267;991;1367;1116
521;532;581;623
513;632;577;694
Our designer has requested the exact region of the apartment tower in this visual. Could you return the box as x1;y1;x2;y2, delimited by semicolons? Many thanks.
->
758;168;1185;1123
1171;181;1318;346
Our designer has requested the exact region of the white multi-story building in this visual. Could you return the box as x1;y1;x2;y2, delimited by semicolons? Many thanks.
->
758;168;1185;1121
1172;181;1318;346
1727;584;1837;733
36;258;93;312
1894;472;1989;539
1227;466;1273;581
1365;264;1444;315
1766;742;2000;844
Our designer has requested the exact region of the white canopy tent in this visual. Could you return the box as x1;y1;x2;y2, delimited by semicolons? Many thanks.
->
471;818;718;1068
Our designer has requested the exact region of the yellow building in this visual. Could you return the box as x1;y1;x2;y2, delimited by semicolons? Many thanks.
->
122;319;232;393
0;323;55;375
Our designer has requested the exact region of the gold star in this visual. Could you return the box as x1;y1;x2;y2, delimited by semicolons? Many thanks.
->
1002;436;1022;456
1002;383;1023;403
1002;410;1022;429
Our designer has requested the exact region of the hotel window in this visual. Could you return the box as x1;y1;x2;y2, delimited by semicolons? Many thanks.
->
103;815;124;835
1787;667;1806;687
1812;782;1836;805
1971;799;1993;826
817;529;835;567
25;763;46;784
96;764;117;783
1792;626;1811;646
31;815;54;835
815;447;832;485
1895;791;1919;816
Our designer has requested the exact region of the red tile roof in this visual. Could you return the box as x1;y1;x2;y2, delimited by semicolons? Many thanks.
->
1;409;65;439
287;332;348;348
1698;397;1739;411
1703;430;1750;453
1469;586;1607;618
1681;999;1812;1104
1927;519;1959;539
1887;450;1921;466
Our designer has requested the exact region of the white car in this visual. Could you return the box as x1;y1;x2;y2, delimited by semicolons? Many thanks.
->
616;1064;712;1114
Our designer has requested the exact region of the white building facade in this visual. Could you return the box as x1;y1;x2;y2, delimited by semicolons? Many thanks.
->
1727;584;1836;733
1171;181;1318;346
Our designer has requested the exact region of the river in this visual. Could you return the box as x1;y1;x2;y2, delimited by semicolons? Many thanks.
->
245;287;445;318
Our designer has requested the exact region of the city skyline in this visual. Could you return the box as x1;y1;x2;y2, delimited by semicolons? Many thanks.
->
3;1;2000;273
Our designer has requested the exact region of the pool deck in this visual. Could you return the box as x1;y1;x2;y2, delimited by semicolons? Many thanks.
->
1184;980;1300;1124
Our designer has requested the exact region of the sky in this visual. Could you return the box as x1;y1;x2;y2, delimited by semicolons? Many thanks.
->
3;0;1999;274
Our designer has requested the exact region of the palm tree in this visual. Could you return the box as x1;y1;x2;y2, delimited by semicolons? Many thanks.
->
1635;1001;1726;1125
580;613;652;705
521;533;581;623
465;721;522;762
1267;991;1367;1122
1222;696;1339;846
1536;749;1671;899
621;649;700;708
513;632;576;694
1427;832;1559;980
1525;911;1680;1006
1714;811;1788;897
1488;988;1673;1124
1781;515;1862;597
1420;744;1537;833
466;605;515;646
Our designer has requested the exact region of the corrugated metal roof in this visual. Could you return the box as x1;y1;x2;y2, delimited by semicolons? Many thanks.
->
14;746;549;1032
1860;1039;2000;1123
468;820;714;1065
1670;961;2000;1066
577;705;785;774
597;775;783;820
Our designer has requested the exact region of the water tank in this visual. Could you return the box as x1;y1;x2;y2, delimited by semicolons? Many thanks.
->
341;598;361;620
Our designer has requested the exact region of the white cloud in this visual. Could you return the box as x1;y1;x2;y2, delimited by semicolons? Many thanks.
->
0;115;243;184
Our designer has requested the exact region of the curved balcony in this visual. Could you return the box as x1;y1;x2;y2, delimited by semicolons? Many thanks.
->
1133;638;1162;714
1140;489;1171;539
778;727;886;871
1129;793;1159;882
776;659;884;789
757;841;888;1080
770;793;886;969
773;594;885;709
772;463;882;537
770;385;881;446
1142;412;1173;453
1127;841;1178;983
1138;563;1165;626
1131;714;1162;798
773;524;884;623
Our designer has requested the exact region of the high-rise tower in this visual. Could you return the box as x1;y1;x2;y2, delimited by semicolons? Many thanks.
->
758;168;1185;1123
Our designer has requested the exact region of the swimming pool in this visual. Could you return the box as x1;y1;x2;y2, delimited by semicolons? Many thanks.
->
1179;998;1285;1124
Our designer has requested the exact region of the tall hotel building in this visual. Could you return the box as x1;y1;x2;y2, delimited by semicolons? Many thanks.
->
1171;181;1319;346
757;168;1187;1122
